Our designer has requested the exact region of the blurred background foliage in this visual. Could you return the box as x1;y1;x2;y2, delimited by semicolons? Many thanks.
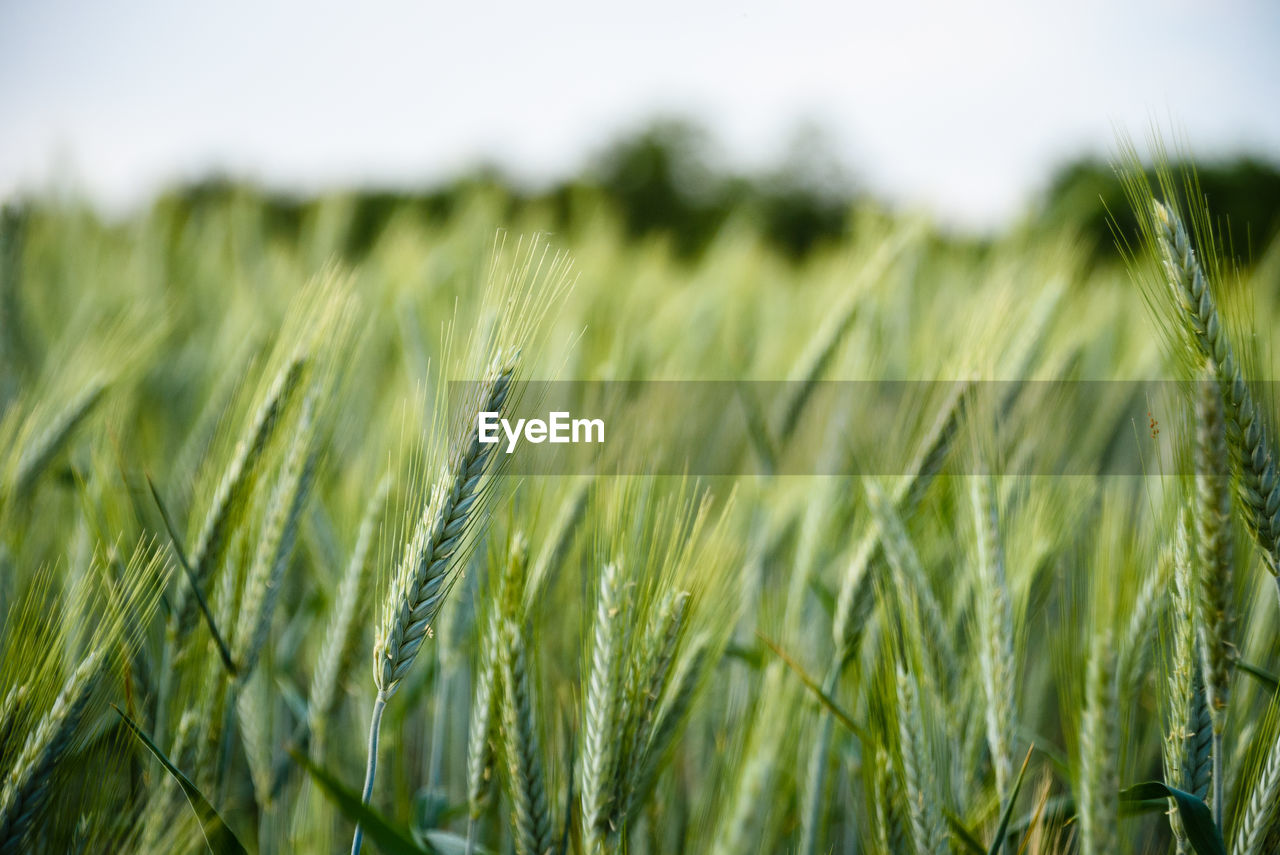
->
33;117;1273;269
4;113;1280;854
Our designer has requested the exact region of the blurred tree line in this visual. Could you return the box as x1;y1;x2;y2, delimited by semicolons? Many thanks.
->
139;119;1280;265
1039;156;1280;265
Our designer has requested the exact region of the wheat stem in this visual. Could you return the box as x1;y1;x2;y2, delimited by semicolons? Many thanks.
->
350;695;385;855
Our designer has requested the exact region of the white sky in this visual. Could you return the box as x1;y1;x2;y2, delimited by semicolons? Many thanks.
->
1;0;1278;228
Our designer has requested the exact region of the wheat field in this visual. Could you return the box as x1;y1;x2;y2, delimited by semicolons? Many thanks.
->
2;160;1280;855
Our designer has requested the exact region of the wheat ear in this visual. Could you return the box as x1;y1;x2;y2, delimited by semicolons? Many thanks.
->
807;387;962;854
173;356;307;634
352;353;515;855
1119;556;1165;702
492;534;552;855
497;549;553;855
711;664;787;855
0;650;102;854
138;710;198;852
1154;202;1280;577
1235;722;1280;855
235;391;318;680
1187;665;1213;800
527;480;589;604
896;665;945;855
156;356;305;743
373;354;514;697
775;225;916;442
582;561;625;853
12;380;105;498
627;637;708;812
617;590;687;825
971;475;1015;800
1165;516;1210;852
866;481;954;676
0;684;26;766
872;745;908;855
464;601;501;855
1193;364;1234;827
499;613;551;855
1079;629;1118;855
832;378;965;656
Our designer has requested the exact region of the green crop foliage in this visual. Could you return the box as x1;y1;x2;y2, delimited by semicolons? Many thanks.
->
2;153;1280;855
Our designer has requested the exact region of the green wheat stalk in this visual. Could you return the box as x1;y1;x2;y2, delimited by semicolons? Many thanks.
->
1193;363;1234;828
353;352;516;855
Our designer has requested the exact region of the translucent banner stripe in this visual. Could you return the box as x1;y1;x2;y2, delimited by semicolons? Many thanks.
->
442;380;1262;476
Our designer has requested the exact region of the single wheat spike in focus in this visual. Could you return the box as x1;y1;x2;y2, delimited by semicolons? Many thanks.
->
1154;202;1280;578
373;353;515;699
352;351;516;855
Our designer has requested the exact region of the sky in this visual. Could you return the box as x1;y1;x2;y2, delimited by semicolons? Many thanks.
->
1;0;1278;228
